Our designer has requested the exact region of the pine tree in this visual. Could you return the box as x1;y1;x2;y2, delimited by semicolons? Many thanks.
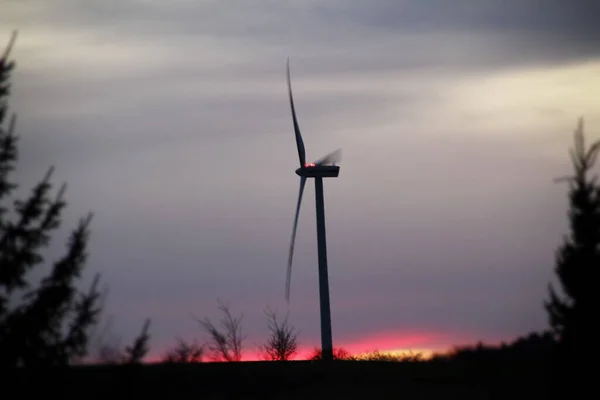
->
123;318;151;364
545;117;600;390
0;31;102;367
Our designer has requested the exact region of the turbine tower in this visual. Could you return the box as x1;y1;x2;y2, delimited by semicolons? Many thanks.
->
285;59;342;362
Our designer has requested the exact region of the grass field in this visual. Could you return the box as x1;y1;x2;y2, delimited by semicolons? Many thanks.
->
14;356;550;399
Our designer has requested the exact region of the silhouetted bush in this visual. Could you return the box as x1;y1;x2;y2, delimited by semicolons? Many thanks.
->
161;338;204;363
431;331;555;363
258;307;299;361
308;347;351;360
193;300;245;361
353;349;425;362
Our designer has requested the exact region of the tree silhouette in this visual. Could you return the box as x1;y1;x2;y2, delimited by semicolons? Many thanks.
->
258;307;299;361
161;338;204;363
0;31;103;367
85;314;153;365
545;117;600;394
193;300;245;362
123;318;151;364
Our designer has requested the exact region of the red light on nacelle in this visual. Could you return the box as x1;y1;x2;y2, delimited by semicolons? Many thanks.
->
305;163;316;167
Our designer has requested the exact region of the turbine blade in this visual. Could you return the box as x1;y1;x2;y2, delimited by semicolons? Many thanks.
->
286;176;307;303
287;58;306;167
314;148;342;166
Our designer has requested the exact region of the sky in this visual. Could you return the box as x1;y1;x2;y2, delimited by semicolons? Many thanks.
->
2;0;600;360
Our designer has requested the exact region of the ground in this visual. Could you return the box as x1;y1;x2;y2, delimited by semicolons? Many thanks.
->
14;356;549;399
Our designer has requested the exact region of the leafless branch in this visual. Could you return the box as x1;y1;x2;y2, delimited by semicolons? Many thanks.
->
162;338;204;363
192;300;245;362
258;306;299;361
554;117;600;184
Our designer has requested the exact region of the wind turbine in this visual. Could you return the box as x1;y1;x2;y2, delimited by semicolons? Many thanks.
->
285;59;341;362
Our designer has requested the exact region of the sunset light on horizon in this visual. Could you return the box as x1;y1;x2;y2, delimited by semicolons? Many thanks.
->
144;328;509;362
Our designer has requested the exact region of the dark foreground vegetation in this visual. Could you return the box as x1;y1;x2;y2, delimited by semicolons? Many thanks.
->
15;356;549;399
11;332;555;399
0;31;594;399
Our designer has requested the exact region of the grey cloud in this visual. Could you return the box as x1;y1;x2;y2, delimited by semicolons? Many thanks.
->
327;0;600;67
6;1;600;76
329;0;599;35
2;0;595;353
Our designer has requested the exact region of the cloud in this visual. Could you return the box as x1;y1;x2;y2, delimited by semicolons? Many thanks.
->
2;1;599;353
6;0;600;76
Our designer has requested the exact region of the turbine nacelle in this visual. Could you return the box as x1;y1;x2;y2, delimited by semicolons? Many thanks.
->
296;165;340;178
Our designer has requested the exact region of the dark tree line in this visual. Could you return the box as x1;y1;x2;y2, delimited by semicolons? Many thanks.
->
0;31;151;368
0;31;103;368
545;118;599;395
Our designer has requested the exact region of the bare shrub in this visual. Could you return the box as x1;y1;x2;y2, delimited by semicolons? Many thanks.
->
258;307;299;361
193;300;245;362
162;338;204;363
